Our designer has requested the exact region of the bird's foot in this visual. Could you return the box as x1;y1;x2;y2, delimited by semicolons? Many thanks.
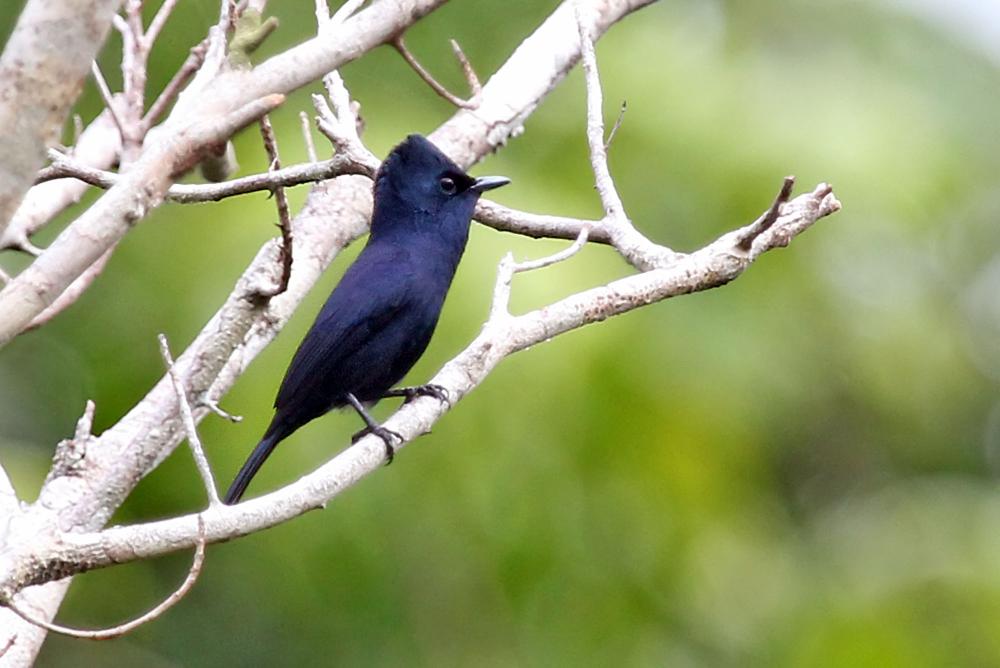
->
351;424;404;464
383;384;451;406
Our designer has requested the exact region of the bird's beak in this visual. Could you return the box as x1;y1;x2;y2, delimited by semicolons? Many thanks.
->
471;176;510;193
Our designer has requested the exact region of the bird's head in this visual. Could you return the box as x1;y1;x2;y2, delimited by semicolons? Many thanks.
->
371;134;508;240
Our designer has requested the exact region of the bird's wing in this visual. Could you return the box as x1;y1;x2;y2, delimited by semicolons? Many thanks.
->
272;243;416;415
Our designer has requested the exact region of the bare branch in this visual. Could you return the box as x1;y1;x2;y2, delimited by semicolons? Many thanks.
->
90;62;127;144
393;37;478;109
254;116;294;300
0;92;286;347
0;0;122;242
144;0;182;47
0;182;840;589
604;100;626;151
474;199;609;244
488;223;592;320
26;247;116;331
159;335;221;506
37;148;369;203
576;3;626;223
1;109;122;253
2;517;206;640
450;39;482;97
142;40;209;132
0;1;449;348
0;2;672;654
300;111;318;162
737;176;796;250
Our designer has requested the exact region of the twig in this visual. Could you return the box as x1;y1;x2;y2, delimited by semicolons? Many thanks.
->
393;37;478;109
255;116;293;299
74;400;97;443
144;0;182;47
314;73;379;170
736;176;796;250
449;39;482;96
159;335;221;506
201;397;243;423
37;148;368;202
71;114;85;148
604;100;626;151
489;223;592;321
2;516;207;640
299;111;318;162
142;39;209;132
574;4;626;224
90;61;126;143
26;246;116;330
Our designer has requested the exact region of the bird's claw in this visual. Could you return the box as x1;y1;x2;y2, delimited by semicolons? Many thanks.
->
404;384;450;406
351;424;404;464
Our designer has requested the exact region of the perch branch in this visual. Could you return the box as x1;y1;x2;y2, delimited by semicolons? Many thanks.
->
0;181;840;588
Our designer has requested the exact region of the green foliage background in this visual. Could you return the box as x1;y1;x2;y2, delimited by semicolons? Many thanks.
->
2;1;1000;665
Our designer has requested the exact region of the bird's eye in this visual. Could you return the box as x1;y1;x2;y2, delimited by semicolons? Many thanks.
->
438;177;457;194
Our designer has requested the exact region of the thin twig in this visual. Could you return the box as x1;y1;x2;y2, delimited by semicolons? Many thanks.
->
71;115;85;149
144;0;182;47
574;4;627;223
3;517;207;640
142;39;210;132
36;148;367;202
123;0;145;47
736;176;796;250
0;634;15;659
488;223;592;321
201;397;243;423
513;223;592;273
299;111;318;162
604;100;626;151
159;335;222;506
449;39;482;96
256;116;293;299
393;37;478;109
90;61;126;142
25;246;115;330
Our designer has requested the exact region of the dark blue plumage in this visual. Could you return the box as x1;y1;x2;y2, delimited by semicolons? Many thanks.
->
224;135;508;504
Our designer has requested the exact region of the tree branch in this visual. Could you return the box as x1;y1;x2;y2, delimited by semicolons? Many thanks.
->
0;180;840;590
0;0;123;241
0;1;721;660
0;0;448;349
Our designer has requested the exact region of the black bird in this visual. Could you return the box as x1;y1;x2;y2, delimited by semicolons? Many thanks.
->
224;134;509;504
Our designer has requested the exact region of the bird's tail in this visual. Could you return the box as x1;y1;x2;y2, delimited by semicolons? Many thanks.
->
223;426;285;505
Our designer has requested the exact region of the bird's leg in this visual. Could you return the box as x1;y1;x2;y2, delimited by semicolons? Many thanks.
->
345;392;402;464
381;384;450;406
